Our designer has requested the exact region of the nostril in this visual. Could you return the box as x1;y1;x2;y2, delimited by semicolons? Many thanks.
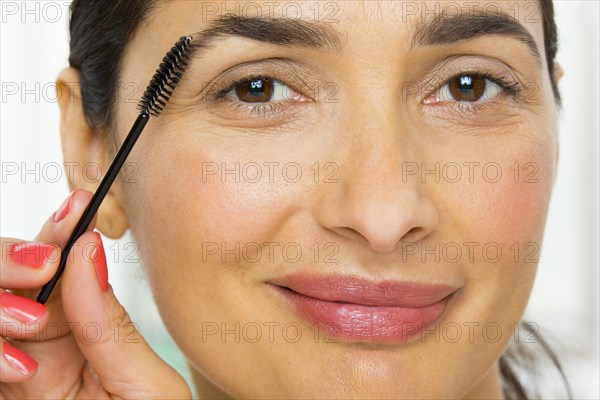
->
334;227;370;244
402;227;424;242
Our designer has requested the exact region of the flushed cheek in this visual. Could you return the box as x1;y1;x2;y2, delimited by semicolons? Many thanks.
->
145;152;314;293
447;158;554;303
433;137;557;323
170;159;301;244
438;131;557;247
467;159;555;246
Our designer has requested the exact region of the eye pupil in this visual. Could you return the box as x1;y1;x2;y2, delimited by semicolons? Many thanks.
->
459;76;473;91
449;74;485;101
236;77;274;102
250;80;263;91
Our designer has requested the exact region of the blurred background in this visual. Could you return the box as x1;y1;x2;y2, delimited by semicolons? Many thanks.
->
1;1;598;398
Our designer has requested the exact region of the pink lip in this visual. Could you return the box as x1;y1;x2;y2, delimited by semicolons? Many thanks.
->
268;273;458;343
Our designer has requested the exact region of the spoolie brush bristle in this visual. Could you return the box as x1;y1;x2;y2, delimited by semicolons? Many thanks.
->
137;36;193;117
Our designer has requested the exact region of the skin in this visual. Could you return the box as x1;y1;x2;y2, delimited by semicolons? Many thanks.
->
1;1;564;398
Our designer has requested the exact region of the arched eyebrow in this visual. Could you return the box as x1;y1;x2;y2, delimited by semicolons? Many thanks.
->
185;14;343;60
411;11;543;66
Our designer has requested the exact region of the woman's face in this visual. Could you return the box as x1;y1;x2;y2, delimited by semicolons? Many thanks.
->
102;1;558;398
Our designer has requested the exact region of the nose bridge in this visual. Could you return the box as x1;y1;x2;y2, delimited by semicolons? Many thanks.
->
340;78;414;191
347;107;421;228
314;91;439;253
344;110;409;194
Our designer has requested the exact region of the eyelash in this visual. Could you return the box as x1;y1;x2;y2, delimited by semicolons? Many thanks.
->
479;73;520;96
209;71;520;116
433;71;520;110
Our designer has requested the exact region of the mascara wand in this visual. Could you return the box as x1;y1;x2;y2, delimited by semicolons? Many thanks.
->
37;36;194;304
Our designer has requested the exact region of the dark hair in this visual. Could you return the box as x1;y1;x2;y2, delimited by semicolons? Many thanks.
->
67;1;569;399
68;0;160;135
500;322;572;399
541;0;560;103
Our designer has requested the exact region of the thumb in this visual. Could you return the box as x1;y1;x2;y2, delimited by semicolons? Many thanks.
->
60;231;190;399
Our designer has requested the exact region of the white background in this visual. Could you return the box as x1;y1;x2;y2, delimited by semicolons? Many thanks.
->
1;1;598;398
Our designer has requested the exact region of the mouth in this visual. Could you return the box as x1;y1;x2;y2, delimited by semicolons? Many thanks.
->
267;273;459;344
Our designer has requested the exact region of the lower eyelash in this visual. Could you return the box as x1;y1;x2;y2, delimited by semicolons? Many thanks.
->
233;102;285;116
454;102;488;113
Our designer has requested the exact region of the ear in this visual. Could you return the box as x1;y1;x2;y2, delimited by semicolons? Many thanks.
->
553;61;564;85
56;67;129;239
552;62;563;178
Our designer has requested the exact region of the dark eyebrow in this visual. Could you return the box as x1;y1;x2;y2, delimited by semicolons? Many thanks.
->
411;11;542;66
185;14;343;62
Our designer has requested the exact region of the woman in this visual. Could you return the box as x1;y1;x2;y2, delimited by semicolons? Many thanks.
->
0;0;569;398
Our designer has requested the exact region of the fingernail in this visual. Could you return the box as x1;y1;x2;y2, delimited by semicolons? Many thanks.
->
0;292;47;323
53;189;78;222
2;341;37;375
9;242;58;269
88;233;109;292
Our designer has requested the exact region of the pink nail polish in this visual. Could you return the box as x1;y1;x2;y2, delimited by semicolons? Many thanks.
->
53;190;78;222
2;341;37;375
0;292;47;323
9;242;58;269
89;233;109;292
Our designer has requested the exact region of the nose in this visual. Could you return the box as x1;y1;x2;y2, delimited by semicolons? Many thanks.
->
314;107;439;253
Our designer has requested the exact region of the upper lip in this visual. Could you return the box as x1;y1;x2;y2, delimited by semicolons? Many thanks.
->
268;273;459;308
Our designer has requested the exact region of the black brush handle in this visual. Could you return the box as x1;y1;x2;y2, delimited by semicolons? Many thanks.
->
37;112;149;304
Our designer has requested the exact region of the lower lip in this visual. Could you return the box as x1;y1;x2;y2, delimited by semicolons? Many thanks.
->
270;285;452;343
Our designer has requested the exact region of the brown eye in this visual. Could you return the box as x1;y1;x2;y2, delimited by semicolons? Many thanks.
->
448;74;486;102
234;77;274;103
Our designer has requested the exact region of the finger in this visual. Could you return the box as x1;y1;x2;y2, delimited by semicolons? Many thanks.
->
34;189;98;306
61;232;191;399
75;364;111;399
1;189;99;344
0;239;60;290
0;290;49;340
0;339;38;383
0;189;97;294
34;188;98;247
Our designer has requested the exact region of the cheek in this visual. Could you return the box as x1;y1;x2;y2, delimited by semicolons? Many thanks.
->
131;143;311;305
469;167;554;244
497;177;552;234
430;128;557;324
458;174;550;297
170;159;300;244
437;134;557;247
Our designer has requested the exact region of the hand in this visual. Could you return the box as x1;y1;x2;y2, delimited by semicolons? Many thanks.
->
0;189;191;399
